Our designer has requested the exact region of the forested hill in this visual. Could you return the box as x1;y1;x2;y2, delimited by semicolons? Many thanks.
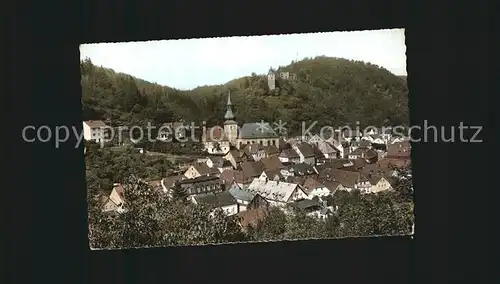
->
80;56;409;133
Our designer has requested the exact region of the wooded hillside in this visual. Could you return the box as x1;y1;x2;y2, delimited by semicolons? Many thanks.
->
80;56;409;134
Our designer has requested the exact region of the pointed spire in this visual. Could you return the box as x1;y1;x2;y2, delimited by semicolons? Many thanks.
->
227;91;232;106
224;91;235;120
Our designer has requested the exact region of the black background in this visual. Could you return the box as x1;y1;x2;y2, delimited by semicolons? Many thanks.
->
5;0;492;283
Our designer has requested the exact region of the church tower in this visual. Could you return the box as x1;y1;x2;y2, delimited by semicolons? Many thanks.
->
223;91;238;146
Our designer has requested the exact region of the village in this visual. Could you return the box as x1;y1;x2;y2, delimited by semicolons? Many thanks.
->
84;92;412;232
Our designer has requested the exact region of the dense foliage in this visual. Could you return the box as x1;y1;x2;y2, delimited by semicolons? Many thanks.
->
81;56;409;135
85;141;173;191
88;172;414;249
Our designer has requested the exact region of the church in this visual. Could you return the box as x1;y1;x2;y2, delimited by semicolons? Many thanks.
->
202;92;280;154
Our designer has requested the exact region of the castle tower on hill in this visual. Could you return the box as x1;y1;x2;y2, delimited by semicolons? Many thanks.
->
223;91;238;146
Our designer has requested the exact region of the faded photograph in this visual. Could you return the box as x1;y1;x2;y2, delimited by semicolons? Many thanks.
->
82;29;414;249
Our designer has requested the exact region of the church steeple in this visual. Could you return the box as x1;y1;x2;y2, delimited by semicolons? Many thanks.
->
224;91;235;120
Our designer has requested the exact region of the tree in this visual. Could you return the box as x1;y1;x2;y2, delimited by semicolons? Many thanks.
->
171;182;188;202
88;175;247;248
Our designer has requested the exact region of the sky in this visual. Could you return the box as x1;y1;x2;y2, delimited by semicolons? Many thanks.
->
80;28;406;90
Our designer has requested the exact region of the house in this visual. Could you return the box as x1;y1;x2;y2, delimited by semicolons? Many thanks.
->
157;121;188;141
236;122;280;149
192;191;239;216
278;148;301;164
319;169;371;192
228;182;269;212
347;148;378;163
387;141;411;160
206;156;225;168
349;158;367;170
239;161;265;179
100;196;120;213
307;134;325;145
108;183;126;213
278;137;289;151
246;178;309;206
368;174;393;193
319;179;346;193
262;145;280;157
237;207;269;232
161;175;184;194
364;134;386;145
388;136;405;144
178;175;223;196
286;163;317;177
315;159;354;173
341;129;362;142
259;156;284;171
362;158;411;179
259;169;283;181
312;144;326;165
184;163;220;179
218;160;234;173
242;143;267;161
83;120;109;143
302;177;331;198
219;169;254;188
349;140;371;152
292;143;316;165
223;150;242;169
202;126;231;154
289;199;334;220
313;141;339;160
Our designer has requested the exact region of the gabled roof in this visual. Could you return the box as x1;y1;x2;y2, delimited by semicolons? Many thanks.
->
247;178;302;203
279;148;300;159
320;180;343;192
207;156;225;167
193;191;237;207
302;177;326;194
263;145;280;155
238;122;279;139
294;143;315;158
162;175;184;189
220;169;237;185
259;156;284;171
315;159;353;172
315;141;338;154
240;161;265;178
284;176;307;186
368;174;385;185
290;199;323;210
350;158;367;168
179;174;219;184
262;169;283;180
228;182;257;202
191;163;220;176
278;138;289;150
287;163;316;176
387;141;411;158
325;169;363;188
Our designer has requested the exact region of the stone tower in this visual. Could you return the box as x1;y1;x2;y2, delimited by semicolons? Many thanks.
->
267;70;276;91
223;91;238;146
